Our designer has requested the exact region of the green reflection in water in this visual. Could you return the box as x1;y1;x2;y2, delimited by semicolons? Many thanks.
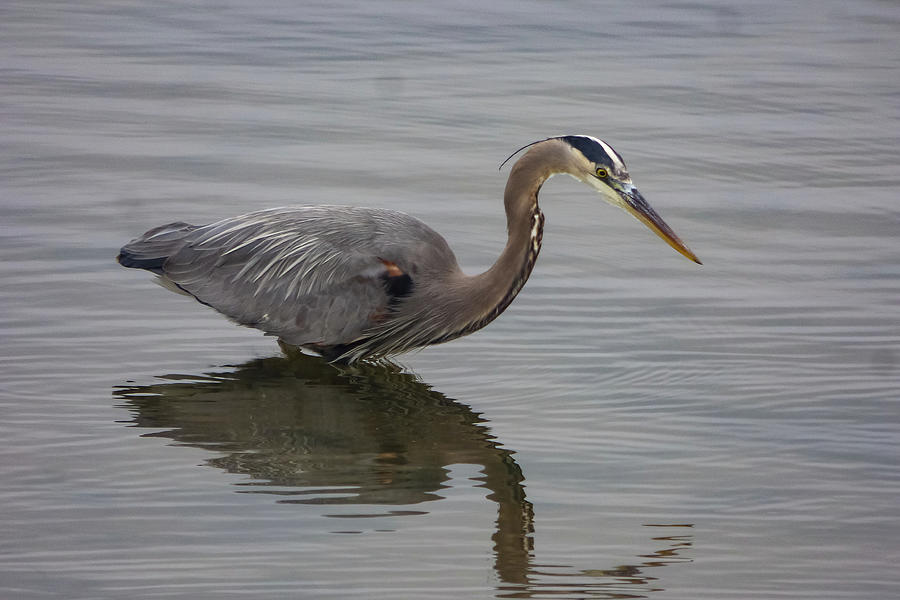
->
115;353;691;596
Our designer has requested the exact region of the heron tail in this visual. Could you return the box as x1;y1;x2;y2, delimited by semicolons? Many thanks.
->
117;221;199;274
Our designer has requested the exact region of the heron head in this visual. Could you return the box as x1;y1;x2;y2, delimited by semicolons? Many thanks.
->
559;135;701;264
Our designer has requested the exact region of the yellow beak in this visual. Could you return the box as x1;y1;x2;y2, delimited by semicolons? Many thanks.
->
619;185;701;264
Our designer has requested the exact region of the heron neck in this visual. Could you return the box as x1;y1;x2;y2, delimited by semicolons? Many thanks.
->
454;153;553;335
490;158;548;295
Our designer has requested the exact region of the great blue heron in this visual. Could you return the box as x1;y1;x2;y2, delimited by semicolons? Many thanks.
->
118;135;700;362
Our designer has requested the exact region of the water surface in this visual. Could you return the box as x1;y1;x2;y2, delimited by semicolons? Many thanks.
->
2;1;899;598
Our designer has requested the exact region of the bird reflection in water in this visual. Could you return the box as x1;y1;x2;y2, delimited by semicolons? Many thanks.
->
115;353;692;595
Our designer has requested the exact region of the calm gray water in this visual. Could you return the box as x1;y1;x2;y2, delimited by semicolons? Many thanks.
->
2;1;899;598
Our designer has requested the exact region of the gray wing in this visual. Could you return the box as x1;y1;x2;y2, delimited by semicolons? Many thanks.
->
124;206;458;347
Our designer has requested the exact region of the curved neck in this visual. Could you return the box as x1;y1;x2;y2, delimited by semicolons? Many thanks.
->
444;140;573;339
347;139;577;359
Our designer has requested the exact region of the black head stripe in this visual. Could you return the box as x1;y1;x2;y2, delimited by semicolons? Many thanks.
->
560;135;623;169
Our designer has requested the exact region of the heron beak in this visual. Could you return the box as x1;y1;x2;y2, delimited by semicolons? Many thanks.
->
618;185;701;264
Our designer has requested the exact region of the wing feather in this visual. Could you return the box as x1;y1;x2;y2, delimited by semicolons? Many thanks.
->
146;206;458;349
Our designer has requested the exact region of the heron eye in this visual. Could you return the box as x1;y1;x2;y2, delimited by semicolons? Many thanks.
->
595;167;608;178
